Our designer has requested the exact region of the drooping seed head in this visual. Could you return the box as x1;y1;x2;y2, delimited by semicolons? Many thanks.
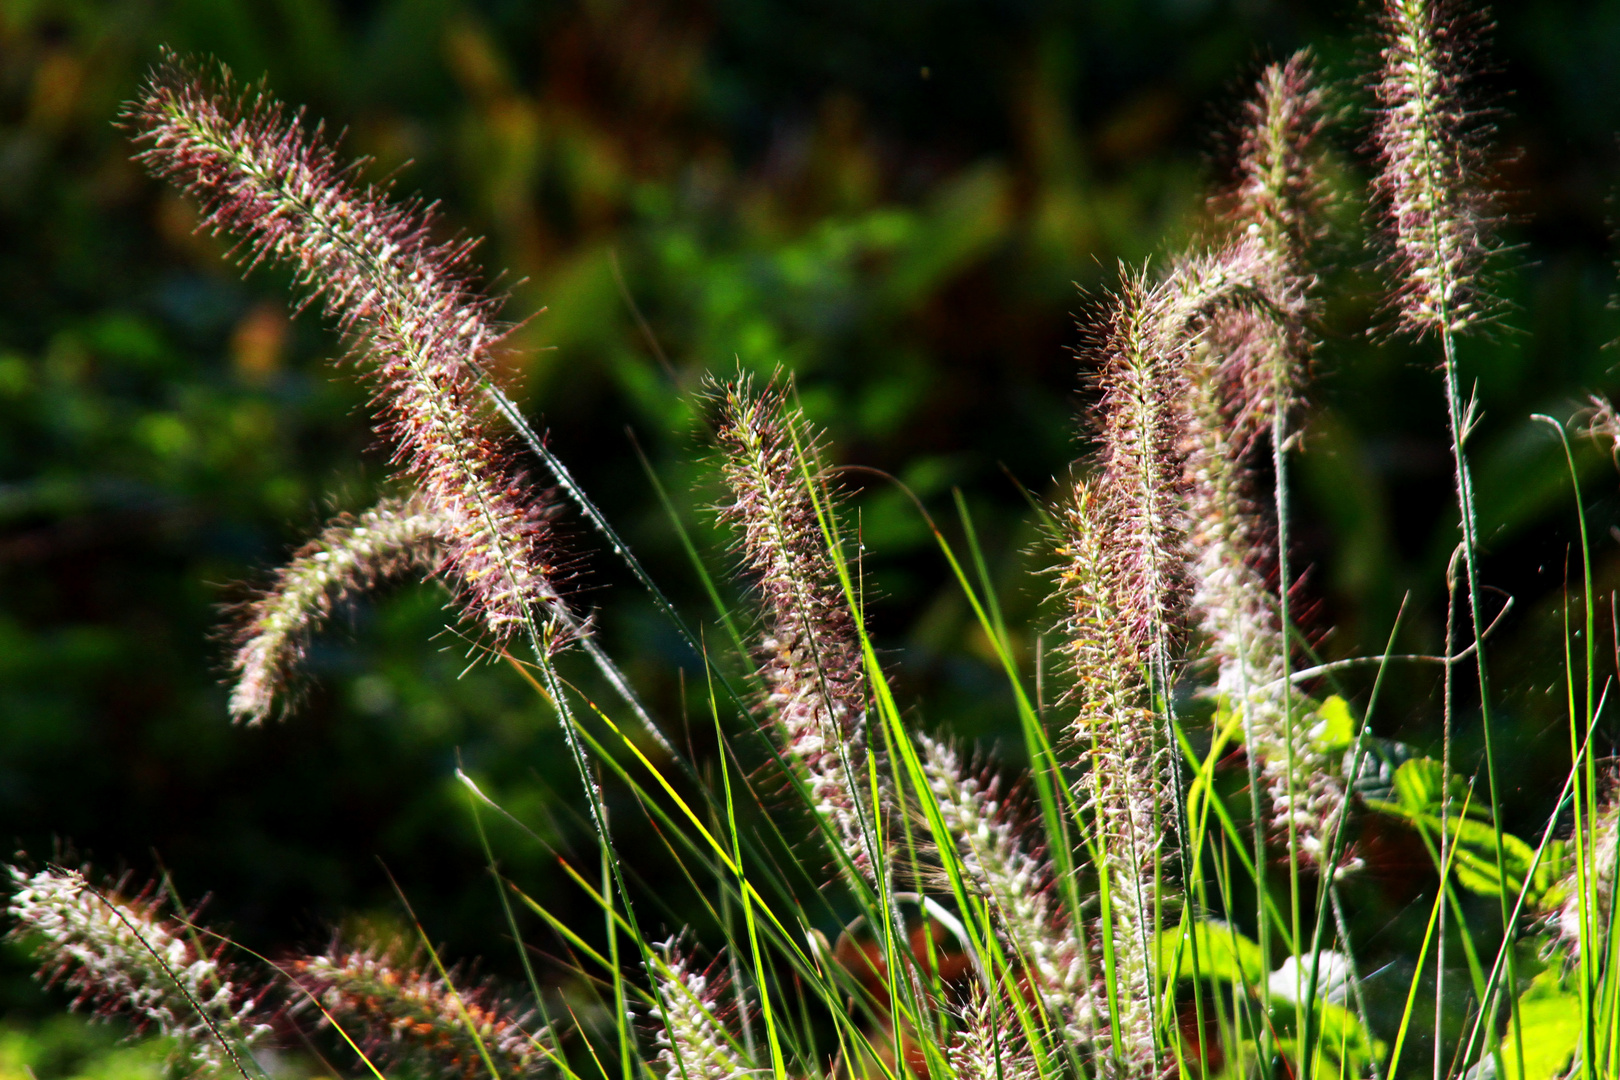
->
126;55;571;650
6;865;269;1076
1188;60;1352;867
290;942;550;1079
228;495;450;725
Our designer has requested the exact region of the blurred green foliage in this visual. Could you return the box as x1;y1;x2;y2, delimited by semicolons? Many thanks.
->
1;1015;170;1080
4;0;1620;1059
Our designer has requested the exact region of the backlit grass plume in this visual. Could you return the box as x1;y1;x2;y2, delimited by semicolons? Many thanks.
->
946;992;1037;1080
714;376;879;880
1372;0;1496;338
648;942;753;1080
290;942;549;1080
1189;58;1345;866
127;55;572;653
1077;242;1279;1026
1216;51;1323;444
5;865;268;1077
1054;481;1169;1074
228;495;449;725
1089;237;1273;671
32;20;1620;1080
918;736;1093;1035
1373;8;1514;1052
1181;376;1342;862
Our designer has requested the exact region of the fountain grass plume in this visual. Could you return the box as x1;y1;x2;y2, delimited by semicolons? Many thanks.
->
6;865;269;1077
648;941;753;1080
1372;2;1515;1055
1090;237;1273;669
290;941;550;1080
1054;480;1169;1073
1181;398;1350;867
712;375;878;880
946;990;1038;1080
918;735;1094;1037
1372;0;1498;338
1231;52;1328;265
1190;56;1346;866
126;54;572;653
1217;51;1324;444
228;495;449;725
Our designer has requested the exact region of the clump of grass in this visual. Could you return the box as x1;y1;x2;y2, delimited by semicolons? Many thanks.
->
10;5;1620;1080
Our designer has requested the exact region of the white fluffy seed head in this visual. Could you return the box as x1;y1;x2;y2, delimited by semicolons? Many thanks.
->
648;942;753;1080
919;736;1097;1039
228;495;450;724
5;865;268;1075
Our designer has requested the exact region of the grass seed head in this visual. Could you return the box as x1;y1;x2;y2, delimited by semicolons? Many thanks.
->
6;865;269;1075
290;942;549;1080
1372;0;1499;338
228;495;449;725
648;941;753;1080
919;736;1096;1037
127;55;573;649
713;375;879;879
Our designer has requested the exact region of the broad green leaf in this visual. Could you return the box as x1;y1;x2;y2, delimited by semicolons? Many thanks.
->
1366;758;1547;899
1390;758;1468;816
1311;695;1357;756
1156;919;1265;985
1376;758;1485;821
1439;816;1537;898
1479;969;1581;1080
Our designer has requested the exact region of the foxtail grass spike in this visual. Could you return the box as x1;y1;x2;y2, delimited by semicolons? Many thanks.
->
1055;481;1169;1073
713;375;878;880
1230;52;1327;265
229;495;449;725
1078;242;1278;1020
127;55;572;650
947;990;1038;1080
5;865;269;1076
1372;0;1497;337
1181;382;1349;866
1217;51;1324;443
919;736;1095;1038
290;943;549;1079
648;941;754;1080
1193;60;1346;865
1090;238;1272;666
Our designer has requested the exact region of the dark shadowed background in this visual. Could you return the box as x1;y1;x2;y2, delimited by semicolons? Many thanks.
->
4;0;1620;1068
